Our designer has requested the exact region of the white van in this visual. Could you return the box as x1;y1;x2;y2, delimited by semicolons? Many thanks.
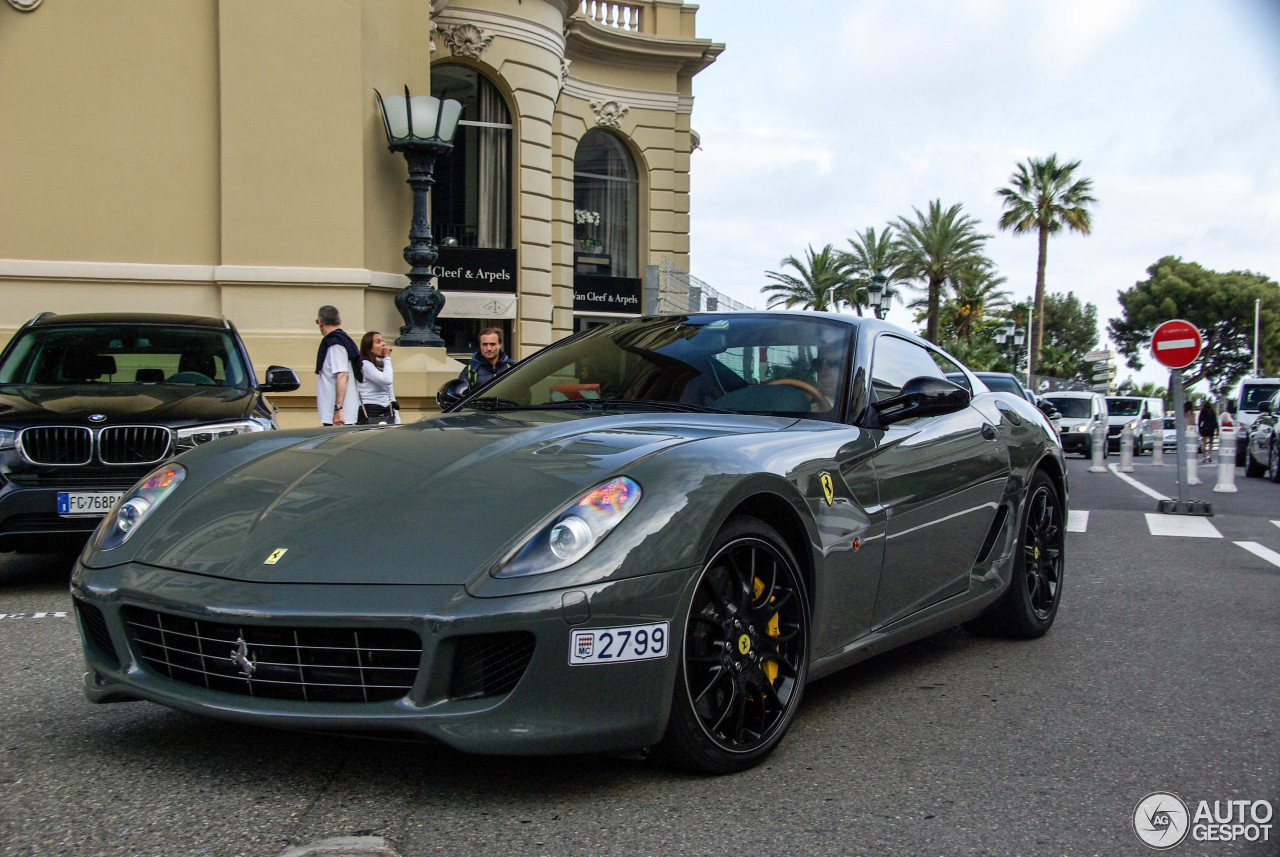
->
1105;396;1159;454
1042;391;1109;457
1235;377;1280;464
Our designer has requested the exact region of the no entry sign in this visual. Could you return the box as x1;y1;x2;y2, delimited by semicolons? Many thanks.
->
1150;319;1203;369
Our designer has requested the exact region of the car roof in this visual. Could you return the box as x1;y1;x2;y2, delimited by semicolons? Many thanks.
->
1043;391;1100;398
26;312;229;329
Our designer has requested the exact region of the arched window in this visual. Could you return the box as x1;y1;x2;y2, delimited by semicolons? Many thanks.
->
430;64;512;248
573;129;638;278
430;64;516;355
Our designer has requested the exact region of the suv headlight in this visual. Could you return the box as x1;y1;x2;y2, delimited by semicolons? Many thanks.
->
174;418;271;451
94;464;186;550
1074;424;1090;432
494;476;642;577
0;428;14;451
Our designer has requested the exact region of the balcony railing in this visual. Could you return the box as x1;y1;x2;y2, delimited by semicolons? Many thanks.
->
578;1;645;33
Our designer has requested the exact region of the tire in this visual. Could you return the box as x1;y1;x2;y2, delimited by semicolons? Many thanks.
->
655;516;810;774
1245;445;1265;478
1269;440;1280;484
970;471;1064;639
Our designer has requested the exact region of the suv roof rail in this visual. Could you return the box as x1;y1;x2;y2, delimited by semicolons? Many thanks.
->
30;311;57;325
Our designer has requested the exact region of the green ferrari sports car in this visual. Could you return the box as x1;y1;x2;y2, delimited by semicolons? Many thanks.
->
71;312;1067;774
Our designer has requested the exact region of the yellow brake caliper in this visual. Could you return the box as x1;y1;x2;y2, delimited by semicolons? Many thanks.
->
753;576;780;685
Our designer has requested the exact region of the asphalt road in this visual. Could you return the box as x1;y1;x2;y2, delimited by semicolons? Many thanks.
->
1;455;1277;857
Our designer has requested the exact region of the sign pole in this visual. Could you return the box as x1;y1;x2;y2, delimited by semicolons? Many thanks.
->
1170;368;1187;506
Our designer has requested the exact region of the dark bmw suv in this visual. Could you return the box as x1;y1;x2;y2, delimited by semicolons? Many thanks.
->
0;312;299;552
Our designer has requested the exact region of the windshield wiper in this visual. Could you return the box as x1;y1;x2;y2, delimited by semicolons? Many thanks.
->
463;395;525;410
573;397;727;414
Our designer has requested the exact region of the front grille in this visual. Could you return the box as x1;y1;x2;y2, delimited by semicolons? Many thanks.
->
99;426;171;465
121;606;422;703
75;599;119;666
1107;425;1123;436
6;472;141;489
449;632;536;700
20;426;92;465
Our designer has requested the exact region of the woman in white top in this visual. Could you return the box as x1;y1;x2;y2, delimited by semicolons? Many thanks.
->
356;331;398;424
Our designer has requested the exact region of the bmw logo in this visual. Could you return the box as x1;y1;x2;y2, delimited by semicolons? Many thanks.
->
88;413;107;423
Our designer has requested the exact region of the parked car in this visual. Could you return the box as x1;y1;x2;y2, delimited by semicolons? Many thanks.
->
1041;391;1109;457
945;371;1061;433
0;312;299;552
1105;395;1157;454
72;312;1067;774
1162;415;1179;453
1244;390;1280;482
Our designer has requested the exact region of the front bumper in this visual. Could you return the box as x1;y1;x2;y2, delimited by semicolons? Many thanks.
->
71;560;694;756
1058;431;1093;454
0;480;125;549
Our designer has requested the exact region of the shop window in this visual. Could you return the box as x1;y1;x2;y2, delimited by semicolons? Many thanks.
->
573;130;641;320
430;64;512;249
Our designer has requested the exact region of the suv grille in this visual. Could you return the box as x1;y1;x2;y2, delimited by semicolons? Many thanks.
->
122;607;422;703
20;426;92;465
17;425;172;466
99;426;171;464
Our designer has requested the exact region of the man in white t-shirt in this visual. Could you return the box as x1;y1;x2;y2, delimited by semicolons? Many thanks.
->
315;305;361;425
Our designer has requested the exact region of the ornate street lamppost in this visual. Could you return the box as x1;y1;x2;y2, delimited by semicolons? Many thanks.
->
865;273;896;320
375;87;463;347
994;319;1027;375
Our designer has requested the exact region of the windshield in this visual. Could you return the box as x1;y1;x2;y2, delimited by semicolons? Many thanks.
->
1106;398;1142;416
0;324;251;387
1241;383;1280;410
1044;396;1092;419
978;375;1028;399
471;314;855;420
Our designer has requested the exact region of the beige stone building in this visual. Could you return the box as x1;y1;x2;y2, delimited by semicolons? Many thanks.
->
0;0;721;426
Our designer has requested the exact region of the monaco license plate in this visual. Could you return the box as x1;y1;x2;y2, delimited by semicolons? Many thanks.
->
569;622;669;666
57;491;124;518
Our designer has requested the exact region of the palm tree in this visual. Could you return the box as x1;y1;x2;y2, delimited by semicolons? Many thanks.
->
942;261;1010;347
762;244;849;312
996;154;1097;375
839;226;907;317
893;201;991;344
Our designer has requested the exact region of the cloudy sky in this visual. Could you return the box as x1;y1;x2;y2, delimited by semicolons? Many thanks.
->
685;0;1280;385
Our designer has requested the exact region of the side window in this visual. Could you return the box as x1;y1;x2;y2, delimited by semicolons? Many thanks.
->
869;335;946;401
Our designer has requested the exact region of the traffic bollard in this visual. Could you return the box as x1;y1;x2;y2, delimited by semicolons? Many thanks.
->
1214;427;1238;493
1120;425;1134;472
1090;423;1107;472
1151;433;1164;466
1186;435;1201;485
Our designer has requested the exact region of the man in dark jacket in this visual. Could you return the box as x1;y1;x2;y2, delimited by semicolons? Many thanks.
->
459;327;515;388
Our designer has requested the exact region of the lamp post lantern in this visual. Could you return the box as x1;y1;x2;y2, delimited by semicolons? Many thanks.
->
375;87;463;347
866;273;895;320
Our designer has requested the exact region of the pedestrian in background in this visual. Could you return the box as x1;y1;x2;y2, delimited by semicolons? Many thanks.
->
315;305;362;426
1198;400;1218;463
356;331;398;425
459;327;515;388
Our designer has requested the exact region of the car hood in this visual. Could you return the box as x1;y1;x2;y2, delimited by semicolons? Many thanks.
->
125;410;792;585
0;383;256;426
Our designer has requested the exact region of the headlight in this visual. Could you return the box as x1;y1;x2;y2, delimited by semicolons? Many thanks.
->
94;464;186;550
0;428;14;450
494;476;641;577
174;418;270;451
1074;424;1090;432
1127;421;1136;431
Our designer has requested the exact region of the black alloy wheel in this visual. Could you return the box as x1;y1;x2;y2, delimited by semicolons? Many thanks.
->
970;470;1064;639
657;516;809;774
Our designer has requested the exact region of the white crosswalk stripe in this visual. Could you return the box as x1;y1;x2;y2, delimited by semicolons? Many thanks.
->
1066;510;1089;533
1236;541;1280;568
1144;513;1222;538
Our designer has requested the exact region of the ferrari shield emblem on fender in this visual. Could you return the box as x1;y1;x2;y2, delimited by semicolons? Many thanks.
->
819;472;834;506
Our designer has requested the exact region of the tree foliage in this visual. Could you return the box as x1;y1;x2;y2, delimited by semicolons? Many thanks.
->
996;154;1097;373
762;244;851;312
893;201;991;344
1107;256;1280;395
1040;292;1099;380
839;226;909;317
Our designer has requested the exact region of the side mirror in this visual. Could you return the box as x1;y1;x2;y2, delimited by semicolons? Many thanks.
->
436;378;470;411
1259;401;1273;415
261;366;300;393
872;376;970;426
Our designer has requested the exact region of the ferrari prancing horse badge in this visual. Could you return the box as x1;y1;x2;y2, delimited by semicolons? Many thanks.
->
819;472;834;506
